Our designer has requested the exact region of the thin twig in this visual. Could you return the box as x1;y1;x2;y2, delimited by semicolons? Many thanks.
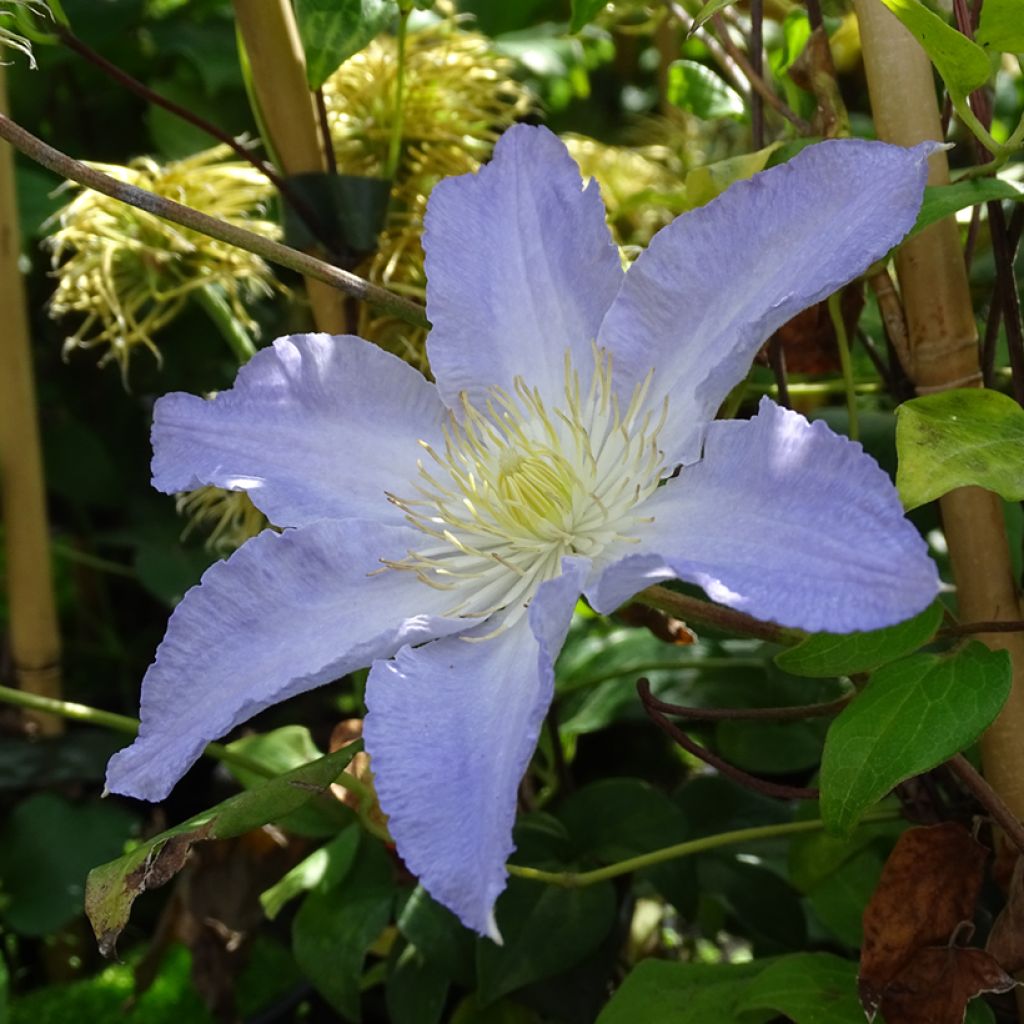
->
546;710;573;794
0;112;430;328
53;24;331;252
637;679;820;801
711;13;811;132
662;0;750;100
805;0;824;30
856;328;898;399
949;753;1024;857
982;205;1024;387
939;620;1024;637
868;269;913;377
766;334;791;407
314;87;337;177
636;584;802;646
749;0;765;148
989;200;1024;406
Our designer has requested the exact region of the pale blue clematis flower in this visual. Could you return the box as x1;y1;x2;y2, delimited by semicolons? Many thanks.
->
106;125;940;940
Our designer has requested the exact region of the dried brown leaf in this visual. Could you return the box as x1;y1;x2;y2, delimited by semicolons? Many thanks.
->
859;823;988;1019
987;855;1024;974
879;946;1016;1024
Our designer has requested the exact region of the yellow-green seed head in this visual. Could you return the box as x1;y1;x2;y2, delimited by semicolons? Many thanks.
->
47;145;282;379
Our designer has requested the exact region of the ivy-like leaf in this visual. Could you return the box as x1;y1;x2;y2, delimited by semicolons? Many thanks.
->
294;0;398;89
774;602;943;679
975;0;1024;54
877;0;991;98
666;60;745;120
896;388;1024;510
911;179;1024;238
85;741;362;956
819;644;1011;834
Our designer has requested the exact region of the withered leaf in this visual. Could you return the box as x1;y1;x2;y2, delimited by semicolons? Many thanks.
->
987;855;1024;974
133;830;299;1023
86;742;362;958
859;823;988;1020
879;945;1016;1024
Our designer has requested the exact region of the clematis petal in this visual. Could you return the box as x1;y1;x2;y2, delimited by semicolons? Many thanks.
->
106;520;466;802
424;124;623;410
151;333;445;528
588;399;939;633
597;139;935;465
364;558;589;938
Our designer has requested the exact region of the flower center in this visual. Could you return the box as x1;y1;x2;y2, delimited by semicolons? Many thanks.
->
384;346;669;628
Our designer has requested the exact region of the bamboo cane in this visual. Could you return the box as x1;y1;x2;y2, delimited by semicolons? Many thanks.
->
0;65;63;735
855;0;1024;819
232;0;349;335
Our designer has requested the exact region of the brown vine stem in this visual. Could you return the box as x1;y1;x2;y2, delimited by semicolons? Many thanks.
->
636;584;803;646
709;13;811;133
640;687;853;721
949;754;1024;858
940;620;1024;638
50;24;329;254
856;0;1024;848
0;112;429;329
637;679;820;800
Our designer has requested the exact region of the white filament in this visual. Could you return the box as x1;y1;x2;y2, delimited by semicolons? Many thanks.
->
384;346;669;630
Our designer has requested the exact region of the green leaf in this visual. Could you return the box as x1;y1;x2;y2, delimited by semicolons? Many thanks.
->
557;778;688;862
292;832;395;1021
876;0;991;98
397;886;477;988
595;960;767;1024
666;60;745;120
912;179;1024;237
805;846;884;947
690;0;739;33
896;388;1024;510
228;725;351;837
294;0;398;89
0;794;137;937
976;0;1024;54
734;952;864;1022
700;858;807;954
260;826;361;920
386;940;449;1024
569;0;606;32
820;644;1012;833
774;602;943;678
684;144;782;208
281;172;393;260
476;879;616;1004
966;998;998;1023
85;741;363;956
